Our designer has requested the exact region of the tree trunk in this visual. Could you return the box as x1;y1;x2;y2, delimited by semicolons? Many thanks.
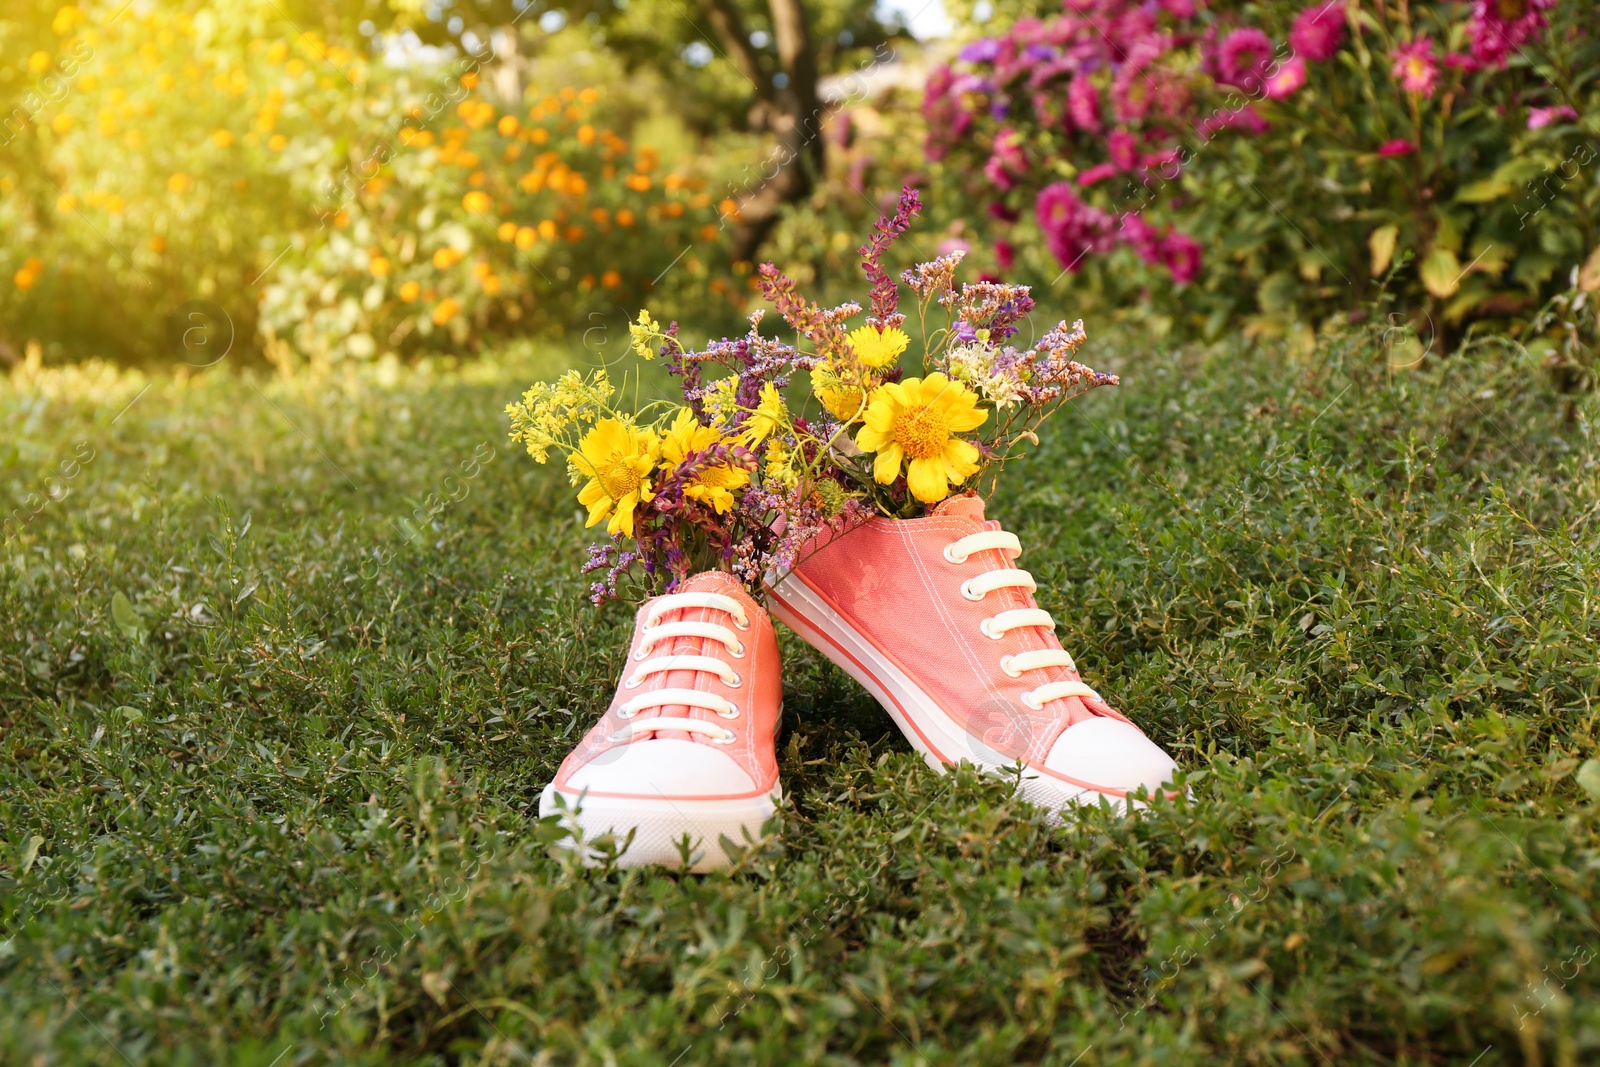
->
700;0;825;263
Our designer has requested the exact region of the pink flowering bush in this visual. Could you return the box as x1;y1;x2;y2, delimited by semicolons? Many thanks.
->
926;0;1599;347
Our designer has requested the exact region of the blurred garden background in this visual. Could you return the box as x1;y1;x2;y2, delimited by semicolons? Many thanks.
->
4;0;1600;1064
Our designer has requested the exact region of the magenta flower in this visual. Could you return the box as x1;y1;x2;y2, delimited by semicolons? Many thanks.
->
1391;38;1439;97
1527;105;1578;129
994;239;1016;270
1116;212;1164;264
1290;2;1346;62
1108;129;1140;171
1377;138;1416;157
1265;56;1307;99
1217;27;1275;90
1068;74;1101;133
1160;231;1203;284
1077;161;1120;187
1036;182;1114;271
1467;0;1555;68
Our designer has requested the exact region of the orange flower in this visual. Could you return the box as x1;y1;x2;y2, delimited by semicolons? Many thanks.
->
615;209;635;227
514;226;537;250
212;129;234;148
537;219;558;241
564;225;584;242
462;190;491;213
432;298;461;325
150;236;167;254
398;280;421;301
481;274;502;294
369;255;392;277
15;270;37;290
625;174;651;192
497;115;519;136
267;134;287;152
497;221;518;242
432;247;462;269
167;173;190;194
600;270;621;288
577;124;596;145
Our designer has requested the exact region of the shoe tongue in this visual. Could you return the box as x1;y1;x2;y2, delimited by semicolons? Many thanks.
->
930;494;987;521
674;570;752;603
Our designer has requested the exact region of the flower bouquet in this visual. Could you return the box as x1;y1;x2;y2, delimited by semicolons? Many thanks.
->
505;188;1119;603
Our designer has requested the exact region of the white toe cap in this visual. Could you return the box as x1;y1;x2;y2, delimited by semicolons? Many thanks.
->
1045;717;1177;797
566;738;758;798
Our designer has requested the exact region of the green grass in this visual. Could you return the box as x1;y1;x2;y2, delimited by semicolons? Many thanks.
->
2;331;1598;1066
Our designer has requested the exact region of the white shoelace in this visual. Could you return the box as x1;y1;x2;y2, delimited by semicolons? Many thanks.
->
945;529;1101;712
608;590;747;744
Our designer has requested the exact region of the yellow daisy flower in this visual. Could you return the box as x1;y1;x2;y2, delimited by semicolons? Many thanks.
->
813;363;868;423
741;381;785;444
855;373;988;504
846;324;910;369
661;409;750;514
573;418;659;536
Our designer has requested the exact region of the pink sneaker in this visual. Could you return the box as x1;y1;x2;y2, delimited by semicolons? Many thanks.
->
766;496;1177;815
539;572;782;870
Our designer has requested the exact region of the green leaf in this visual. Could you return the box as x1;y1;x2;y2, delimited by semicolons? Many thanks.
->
1577;759;1600;800
18;835;43;875
1492;156;1548;185
1369;225;1398;277
116;705;143;723
111;591;143;639
1454;179;1513;203
1420;247;1462;298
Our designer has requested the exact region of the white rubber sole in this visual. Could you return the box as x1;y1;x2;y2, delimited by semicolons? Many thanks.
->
766;571;1131;818
539;782;781;872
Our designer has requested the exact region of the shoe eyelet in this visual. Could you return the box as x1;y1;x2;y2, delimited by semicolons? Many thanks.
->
718;704;740;719
733;614;752;631
960;580;984;602
943;544;967;565
624;675;644;689
980;619;1004;640
711;731;737;745
1020;692;1044;711
729;641;746;658
633;645;652;660
616;707;637;719
726;672;742;688
1000;655;1020;678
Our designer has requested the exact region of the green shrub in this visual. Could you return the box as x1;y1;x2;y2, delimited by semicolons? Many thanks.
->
924;0;1600;348
0;1;736;367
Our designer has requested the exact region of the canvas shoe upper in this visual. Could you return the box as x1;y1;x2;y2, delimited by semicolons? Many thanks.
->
539;571;782;870
765;495;1177;815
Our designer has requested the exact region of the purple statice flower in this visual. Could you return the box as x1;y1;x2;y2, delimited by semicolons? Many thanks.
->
941;280;1037;340
901;249;967;300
